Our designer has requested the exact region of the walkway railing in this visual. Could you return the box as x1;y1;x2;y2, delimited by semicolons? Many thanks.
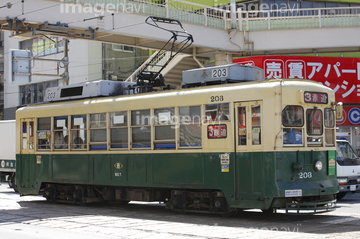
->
59;1;360;31
239;7;360;31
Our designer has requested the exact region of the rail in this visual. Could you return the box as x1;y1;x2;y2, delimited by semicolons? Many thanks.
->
59;1;360;31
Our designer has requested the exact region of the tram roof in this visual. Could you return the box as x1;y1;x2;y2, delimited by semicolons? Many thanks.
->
16;78;334;117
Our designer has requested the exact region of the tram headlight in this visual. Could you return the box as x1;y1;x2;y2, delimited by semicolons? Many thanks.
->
314;160;323;172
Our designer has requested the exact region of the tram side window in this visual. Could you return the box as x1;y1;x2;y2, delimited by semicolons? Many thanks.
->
306;109;323;146
37;117;51;150
22;121;34;150
110;111;128;149
54;116;69;150
71;115;87;149
282;105;304;145
179;105;202;148
22;122;27;150
154;107;175;149
90;113;107;150
251;105;261;145
324;108;335;146
131;110;151;148
205;103;229;122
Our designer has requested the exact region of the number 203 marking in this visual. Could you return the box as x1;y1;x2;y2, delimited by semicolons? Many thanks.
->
210;95;224;102
212;68;227;78
298;172;312;179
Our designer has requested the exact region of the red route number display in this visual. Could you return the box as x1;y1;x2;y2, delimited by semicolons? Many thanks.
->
208;124;227;139
304;92;328;104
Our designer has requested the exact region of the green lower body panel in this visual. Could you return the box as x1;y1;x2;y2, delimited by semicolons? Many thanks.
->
16;150;338;212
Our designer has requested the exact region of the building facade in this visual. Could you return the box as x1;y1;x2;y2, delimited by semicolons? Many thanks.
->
2;31;149;120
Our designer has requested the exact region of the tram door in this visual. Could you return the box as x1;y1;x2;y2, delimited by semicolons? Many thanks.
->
234;101;265;200
19;118;35;188
235;101;263;151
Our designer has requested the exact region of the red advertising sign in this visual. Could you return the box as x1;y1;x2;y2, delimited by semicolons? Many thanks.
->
336;106;360;126
234;56;360;104
208;124;227;139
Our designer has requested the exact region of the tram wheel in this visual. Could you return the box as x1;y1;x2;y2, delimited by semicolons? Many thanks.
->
8;174;18;193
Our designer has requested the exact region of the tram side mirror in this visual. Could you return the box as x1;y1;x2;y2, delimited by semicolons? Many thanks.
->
336;102;343;120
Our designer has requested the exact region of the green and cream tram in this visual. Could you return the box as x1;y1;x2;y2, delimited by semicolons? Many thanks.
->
16;65;339;214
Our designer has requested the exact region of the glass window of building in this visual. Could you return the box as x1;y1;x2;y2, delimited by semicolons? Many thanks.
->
103;43;149;81
20;80;58;105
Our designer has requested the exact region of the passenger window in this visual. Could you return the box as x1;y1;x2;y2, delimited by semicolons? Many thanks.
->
251;105;261;145
22;121;34;150
179;106;202;148
22;122;27;150
110;111;128;149
90;113;107;150
54;116;69;150
154;108;175;149
282;106;304;146
71;115;87;150
37;117;51;150
131;110;151;148
324;108;335;146
205;103;229;122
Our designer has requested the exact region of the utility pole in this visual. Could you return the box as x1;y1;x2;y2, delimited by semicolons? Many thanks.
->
230;0;237;29
63;39;69;85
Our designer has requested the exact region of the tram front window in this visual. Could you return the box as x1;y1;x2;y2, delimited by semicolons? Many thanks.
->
282;105;304;146
306;109;323;146
324;108;335;146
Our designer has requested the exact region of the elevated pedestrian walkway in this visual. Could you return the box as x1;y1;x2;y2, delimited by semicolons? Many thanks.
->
1;0;359;85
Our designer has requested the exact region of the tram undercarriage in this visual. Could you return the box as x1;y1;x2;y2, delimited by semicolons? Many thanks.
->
42;183;237;215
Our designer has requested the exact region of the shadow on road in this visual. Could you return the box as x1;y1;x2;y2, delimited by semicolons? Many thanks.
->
2;183;360;235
